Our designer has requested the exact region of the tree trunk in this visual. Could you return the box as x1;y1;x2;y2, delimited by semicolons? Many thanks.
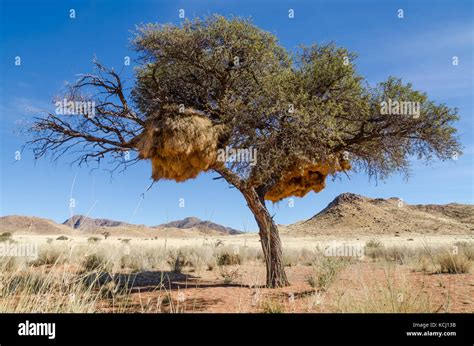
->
242;187;289;288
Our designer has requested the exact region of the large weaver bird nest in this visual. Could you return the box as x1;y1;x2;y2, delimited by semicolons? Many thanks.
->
264;158;351;203
137;110;350;201
137;112;227;182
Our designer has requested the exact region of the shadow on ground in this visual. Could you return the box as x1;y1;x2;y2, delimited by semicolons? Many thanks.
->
83;270;252;293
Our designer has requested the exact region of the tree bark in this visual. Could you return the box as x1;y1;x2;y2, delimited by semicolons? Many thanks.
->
241;187;289;288
214;167;289;288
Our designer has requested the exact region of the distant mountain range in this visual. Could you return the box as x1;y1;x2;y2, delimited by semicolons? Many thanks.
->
62;215;242;235
0;214;242;236
1;193;472;237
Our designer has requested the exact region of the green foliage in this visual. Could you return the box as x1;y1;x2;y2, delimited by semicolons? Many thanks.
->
133;15;461;185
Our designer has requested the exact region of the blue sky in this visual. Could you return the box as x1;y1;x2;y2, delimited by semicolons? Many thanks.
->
0;0;472;231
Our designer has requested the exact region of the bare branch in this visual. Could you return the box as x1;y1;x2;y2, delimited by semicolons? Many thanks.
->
26;60;145;169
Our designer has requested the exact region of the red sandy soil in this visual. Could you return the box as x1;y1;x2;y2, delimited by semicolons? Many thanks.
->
102;262;473;313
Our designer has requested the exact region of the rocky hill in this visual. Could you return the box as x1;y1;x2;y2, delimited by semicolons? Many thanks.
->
63;215;131;229
158;217;243;235
0;215;73;234
284;193;474;236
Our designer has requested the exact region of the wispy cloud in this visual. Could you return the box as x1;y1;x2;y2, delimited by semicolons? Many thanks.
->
367;21;473;62
0;97;53;120
0;97;53;136
400;22;473;53
364;21;473;98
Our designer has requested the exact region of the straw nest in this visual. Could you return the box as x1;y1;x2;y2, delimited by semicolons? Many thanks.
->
137;112;227;182
137;108;350;200
264;158;351;203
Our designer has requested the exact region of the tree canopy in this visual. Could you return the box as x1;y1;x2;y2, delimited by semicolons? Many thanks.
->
30;16;461;195
131;16;461;196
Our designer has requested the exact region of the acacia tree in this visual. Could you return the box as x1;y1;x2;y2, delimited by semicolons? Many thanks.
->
28;16;461;288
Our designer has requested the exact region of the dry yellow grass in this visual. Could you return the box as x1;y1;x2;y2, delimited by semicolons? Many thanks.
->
334;263;440;313
0;236;471;313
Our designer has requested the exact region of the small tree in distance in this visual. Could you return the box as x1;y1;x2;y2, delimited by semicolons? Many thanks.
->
27;16;461;288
